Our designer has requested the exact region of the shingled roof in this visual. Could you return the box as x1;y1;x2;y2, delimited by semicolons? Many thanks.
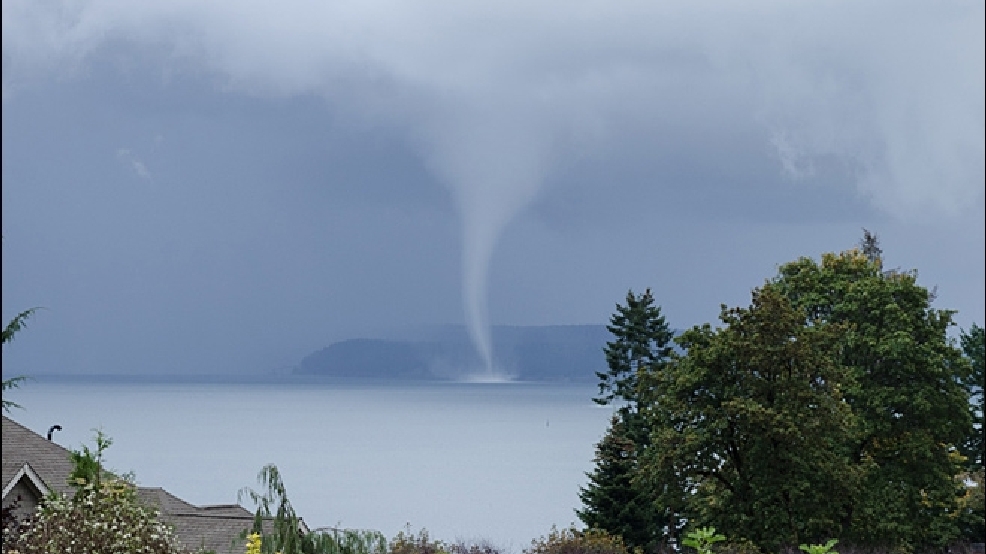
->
137;487;256;554
2;415;253;554
1;416;77;498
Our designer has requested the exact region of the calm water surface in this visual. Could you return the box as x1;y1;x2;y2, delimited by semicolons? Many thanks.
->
9;380;613;550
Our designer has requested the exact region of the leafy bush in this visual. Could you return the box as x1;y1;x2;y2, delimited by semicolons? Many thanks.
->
682;527;725;554
525;525;631;554
306;528;389;554
386;527;507;554
799;540;839;554
3;477;189;554
388;527;449;554
447;540;504;554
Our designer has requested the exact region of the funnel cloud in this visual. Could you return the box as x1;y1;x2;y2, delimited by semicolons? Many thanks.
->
423;110;552;374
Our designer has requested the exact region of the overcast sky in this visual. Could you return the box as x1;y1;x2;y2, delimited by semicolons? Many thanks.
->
2;0;983;376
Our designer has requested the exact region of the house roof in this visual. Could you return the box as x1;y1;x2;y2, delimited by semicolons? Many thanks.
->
2;415;77;498
137;487;257;553
2;415;255;554
166;512;257;554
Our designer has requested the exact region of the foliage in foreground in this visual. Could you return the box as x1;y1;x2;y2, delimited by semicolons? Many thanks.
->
681;527;725;554
2;471;189;554
525;525;631;554
239;463;388;554
583;234;978;552
388;527;448;554
578;414;658;550
2;431;203;554
1;307;38;413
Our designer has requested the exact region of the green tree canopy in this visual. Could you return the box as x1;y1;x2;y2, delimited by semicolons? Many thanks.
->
640;286;856;550
770;249;971;547
606;243;974;552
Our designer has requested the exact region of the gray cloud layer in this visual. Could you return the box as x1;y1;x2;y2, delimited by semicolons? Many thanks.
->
2;0;983;375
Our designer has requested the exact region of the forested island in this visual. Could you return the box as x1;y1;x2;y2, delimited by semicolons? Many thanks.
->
294;325;613;382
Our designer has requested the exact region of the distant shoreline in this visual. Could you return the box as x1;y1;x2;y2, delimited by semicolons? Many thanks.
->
10;373;592;386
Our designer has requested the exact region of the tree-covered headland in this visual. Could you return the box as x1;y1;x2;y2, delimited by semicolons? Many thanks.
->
580;233;984;552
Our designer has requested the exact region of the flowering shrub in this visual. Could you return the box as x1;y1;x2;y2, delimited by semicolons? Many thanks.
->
2;477;190;554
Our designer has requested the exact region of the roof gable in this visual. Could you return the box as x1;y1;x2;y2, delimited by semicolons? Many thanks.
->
2;416;76;498
1;462;50;501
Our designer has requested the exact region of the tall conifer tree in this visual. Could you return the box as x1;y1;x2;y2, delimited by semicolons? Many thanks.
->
581;288;674;549
577;416;656;549
960;323;984;470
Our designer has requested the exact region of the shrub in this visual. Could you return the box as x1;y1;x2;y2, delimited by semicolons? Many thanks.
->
3;477;190;554
525;525;631;554
682;527;726;554
306;528;389;554
447;540;503;554
389;527;449;554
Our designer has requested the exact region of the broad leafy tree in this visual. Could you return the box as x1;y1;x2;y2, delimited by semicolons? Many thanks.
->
639;286;856;551
771;248;971;548
602;238;974;551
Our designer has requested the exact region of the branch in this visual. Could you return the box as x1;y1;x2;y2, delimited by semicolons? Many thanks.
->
2;308;40;345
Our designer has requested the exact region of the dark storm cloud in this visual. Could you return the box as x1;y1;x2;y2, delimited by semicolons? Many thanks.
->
2;0;983;375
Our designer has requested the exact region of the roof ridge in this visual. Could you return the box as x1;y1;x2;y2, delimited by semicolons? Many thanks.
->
162;512;256;521
2;416;74;456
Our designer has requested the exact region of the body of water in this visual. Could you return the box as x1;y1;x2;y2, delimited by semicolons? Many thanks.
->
7;379;613;551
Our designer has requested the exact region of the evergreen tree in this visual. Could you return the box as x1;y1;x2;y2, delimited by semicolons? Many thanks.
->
581;288;674;550
2;308;38;413
595;289;673;407
960;323;984;470
858;228;882;265
577;416;656;550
